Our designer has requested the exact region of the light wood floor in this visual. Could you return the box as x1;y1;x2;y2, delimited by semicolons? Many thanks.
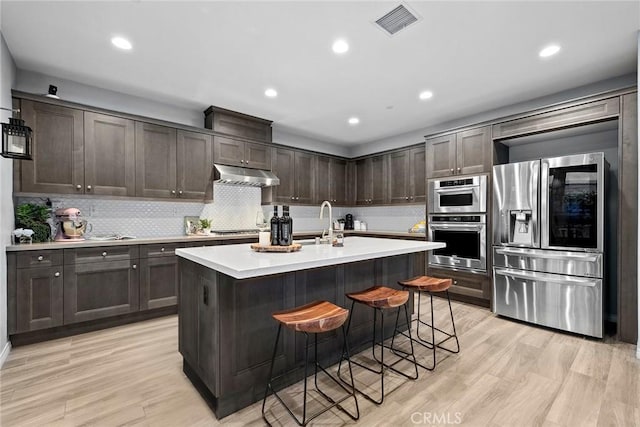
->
2;297;639;426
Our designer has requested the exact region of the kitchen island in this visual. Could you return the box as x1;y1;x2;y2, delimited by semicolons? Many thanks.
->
175;237;444;418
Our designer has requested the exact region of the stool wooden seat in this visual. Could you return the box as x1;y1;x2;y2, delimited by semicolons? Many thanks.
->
399;276;452;292
397;275;460;371
346;286;409;309
272;301;348;333
263;300;358;426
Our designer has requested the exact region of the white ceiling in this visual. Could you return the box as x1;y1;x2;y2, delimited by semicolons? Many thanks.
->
1;1;638;146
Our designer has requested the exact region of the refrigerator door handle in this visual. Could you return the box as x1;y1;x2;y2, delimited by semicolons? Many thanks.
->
494;268;598;287
494;247;600;262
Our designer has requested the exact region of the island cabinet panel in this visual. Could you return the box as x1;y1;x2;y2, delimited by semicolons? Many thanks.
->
16;266;64;333
294;266;344;364
84;112;136;196
179;261;219;396
20;100;84;194
63;259;139;324
217;273;295;399
177;251;425;418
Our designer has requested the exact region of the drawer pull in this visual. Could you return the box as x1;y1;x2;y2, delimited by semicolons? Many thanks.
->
132;264;137;270
54;272;60;277
86;185;92;191
161;247;165;252
102;252;107;257
76;184;82;190
37;255;44;261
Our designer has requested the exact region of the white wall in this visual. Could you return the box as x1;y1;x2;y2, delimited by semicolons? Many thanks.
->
351;73;637;158
636;31;640;359
0;31;17;366
15;70;347;157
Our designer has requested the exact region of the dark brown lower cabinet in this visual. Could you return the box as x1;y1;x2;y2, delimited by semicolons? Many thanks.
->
427;267;490;307
63;259;139;324
139;256;179;310
16;266;64;333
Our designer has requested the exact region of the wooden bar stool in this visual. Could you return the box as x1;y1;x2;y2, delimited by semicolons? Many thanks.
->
338;286;418;405
396;276;460;370
262;300;359;426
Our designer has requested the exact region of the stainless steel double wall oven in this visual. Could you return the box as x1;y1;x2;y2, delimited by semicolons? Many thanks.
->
492;152;607;338
427;175;488;273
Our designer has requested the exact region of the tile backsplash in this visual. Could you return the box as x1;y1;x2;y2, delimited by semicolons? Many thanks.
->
18;186;426;238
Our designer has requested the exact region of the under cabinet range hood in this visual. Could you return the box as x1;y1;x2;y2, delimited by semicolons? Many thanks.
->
213;164;280;187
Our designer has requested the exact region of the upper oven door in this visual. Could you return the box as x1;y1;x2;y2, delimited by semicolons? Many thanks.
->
428;175;487;213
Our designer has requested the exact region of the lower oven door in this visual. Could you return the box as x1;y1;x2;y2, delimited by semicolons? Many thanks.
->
428;223;486;272
493;267;602;338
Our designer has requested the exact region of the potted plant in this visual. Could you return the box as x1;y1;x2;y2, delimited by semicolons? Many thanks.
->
199;218;212;234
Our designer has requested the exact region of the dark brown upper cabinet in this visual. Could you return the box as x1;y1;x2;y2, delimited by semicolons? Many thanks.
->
136;124;212;199
315;156;348;205
355;155;387;205
84;112;136;196
213;135;271;170
204;106;273;142
426;126;491;178
387;146;426;204
19;100;84;194
177;130;214;200
267;148;315;204
19;103;138;196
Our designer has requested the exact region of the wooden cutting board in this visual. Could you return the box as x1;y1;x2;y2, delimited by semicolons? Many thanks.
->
250;243;302;253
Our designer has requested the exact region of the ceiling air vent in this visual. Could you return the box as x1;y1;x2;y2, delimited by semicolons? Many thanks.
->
375;4;419;36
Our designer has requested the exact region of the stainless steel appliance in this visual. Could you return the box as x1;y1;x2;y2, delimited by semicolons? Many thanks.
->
492;152;607;338
428;175;487;214
213;164;279;187
428;214;486;272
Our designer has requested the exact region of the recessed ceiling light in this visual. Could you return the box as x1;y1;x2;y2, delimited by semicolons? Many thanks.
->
111;36;132;50
264;88;278;98
539;44;560;58
332;39;349;54
348;117;359;125
419;90;433;100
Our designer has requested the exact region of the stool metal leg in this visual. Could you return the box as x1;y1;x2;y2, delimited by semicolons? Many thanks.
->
264;321;359;426
396;288;461;371
339;301;419;405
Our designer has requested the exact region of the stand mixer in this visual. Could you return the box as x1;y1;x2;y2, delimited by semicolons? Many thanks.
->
54;208;90;241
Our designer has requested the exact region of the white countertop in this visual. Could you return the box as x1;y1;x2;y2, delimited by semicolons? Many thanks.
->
175;236;445;279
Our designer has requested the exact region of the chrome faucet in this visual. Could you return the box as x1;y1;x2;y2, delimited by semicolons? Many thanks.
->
319;200;333;244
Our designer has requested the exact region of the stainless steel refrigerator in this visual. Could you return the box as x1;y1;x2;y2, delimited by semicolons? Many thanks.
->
492;152;606;338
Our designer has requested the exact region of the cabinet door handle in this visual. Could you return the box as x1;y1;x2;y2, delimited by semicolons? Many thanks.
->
178;190;183;195
454;280;458;285
102;252;107;257
161;247;165;252
450;168;454;173
171;190;176;195
54;272;60;277
86;185;92;191
240;160;245;164
37;255;43;261
405;196;409;200
132;264;137;269
76;184;82;190
457;167;461;173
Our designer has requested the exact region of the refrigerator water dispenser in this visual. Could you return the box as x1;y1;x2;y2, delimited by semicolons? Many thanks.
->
509;210;533;245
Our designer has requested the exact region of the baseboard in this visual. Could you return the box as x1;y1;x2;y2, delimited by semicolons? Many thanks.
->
0;341;11;368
